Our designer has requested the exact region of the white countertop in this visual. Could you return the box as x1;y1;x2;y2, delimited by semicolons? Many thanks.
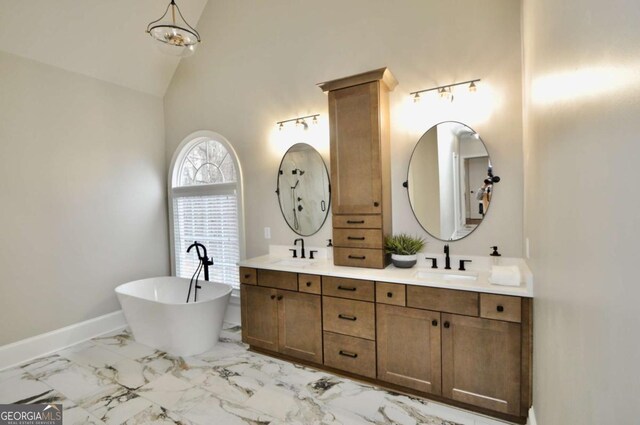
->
240;248;533;298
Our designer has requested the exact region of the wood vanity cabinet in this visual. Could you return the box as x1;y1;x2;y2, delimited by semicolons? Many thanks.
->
376;286;532;421
240;269;322;364
240;267;532;424
377;304;442;395
318;68;397;269
441;313;522;416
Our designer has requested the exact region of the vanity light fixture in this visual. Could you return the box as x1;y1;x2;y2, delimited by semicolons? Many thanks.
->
410;78;481;103
276;114;320;131
146;0;201;57
439;87;454;103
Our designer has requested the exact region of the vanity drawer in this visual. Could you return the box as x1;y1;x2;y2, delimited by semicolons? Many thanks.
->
376;282;406;306
333;228;383;249
323;276;374;301
407;286;479;316
333;214;382;229
239;267;257;285
480;294;522;323
298;274;322;295
333;247;387;269
323;331;376;379
323;296;375;340
257;269;298;291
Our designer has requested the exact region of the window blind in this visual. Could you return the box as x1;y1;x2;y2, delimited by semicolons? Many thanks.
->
173;191;240;290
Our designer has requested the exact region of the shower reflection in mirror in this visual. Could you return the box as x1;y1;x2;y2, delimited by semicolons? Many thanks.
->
276;143;331;236
405;121;500;241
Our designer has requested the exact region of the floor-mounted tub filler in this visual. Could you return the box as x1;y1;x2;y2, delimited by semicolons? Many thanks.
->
115;277;232;356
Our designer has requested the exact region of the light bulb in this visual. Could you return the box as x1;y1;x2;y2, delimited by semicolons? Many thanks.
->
439;87;453;103
413;93;421;103
469;81;477;93
278;122;284;131
312;116;318;125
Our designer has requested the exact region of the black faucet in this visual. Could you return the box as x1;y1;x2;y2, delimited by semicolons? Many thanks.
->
444;244;451;270
294;238;306;259
187;241;213;281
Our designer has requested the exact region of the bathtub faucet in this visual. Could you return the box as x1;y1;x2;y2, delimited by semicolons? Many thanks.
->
187;241;214;281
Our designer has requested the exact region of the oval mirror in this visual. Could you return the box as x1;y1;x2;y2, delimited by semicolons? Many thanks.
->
277;143;331;236
406;121;498;241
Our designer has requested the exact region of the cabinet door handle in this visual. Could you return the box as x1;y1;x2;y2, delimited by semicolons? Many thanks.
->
387;292;393;298
306;281;312;287
347;220;365;224
496;305;504;312
443;321;450;329
432;319;438;327
347;236;365;240
337;285;356;291
270;295;276;300
338;314;357;321
348;255;366;260
339;350;358;358
277;295;283;300
373;201;380;207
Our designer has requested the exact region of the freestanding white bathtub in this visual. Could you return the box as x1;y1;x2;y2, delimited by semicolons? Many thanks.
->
115;277;232;357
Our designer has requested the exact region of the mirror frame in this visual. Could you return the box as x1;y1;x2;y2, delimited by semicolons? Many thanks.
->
405;120;494;242
276;143;331;237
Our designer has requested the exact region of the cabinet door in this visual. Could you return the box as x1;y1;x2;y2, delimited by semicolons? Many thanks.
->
377;304;441;395
329;82;382;214
241;285;278;352
441;314;521;415
277;290;323;364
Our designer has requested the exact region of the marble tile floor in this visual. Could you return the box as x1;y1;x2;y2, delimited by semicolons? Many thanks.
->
0;324;512;425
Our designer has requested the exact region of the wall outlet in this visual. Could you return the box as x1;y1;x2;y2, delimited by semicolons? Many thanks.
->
264;227;271;240
525;237;530;259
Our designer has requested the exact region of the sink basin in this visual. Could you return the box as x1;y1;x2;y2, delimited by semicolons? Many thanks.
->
414;270;478;282
270;258;316;267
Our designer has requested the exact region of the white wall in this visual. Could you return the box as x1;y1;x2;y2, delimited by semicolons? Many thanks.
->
522;0;640;422
0;51;169;345
164;0;524;258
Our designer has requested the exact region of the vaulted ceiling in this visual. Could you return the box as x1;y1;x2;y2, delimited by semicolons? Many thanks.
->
0;0;209;97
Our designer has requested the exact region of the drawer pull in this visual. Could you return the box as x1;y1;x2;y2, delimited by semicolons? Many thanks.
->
339;350;358;358
270;295;276;300
346;220;365;224
306;281;312;287
243;274;251;279
347;236;365;240
444;321;450;329
432;319;438;326
497;305;504;312
387;292;393;298
373;201;380;207
348;255;366;260
277;295;283;301
338;314;357;321
337;285;357;291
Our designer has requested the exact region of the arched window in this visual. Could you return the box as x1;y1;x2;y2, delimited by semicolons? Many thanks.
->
169;132;244;290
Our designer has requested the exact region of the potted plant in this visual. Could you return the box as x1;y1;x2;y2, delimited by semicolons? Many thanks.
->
384;233;426;268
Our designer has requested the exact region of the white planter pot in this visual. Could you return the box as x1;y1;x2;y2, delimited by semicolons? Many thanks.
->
391;254;418;268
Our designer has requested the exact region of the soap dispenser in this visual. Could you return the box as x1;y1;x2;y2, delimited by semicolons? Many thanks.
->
490;246;501;265
327;239;333;261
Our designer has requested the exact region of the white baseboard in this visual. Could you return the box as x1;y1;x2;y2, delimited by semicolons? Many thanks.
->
0;310;126;371
528;407;537;425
